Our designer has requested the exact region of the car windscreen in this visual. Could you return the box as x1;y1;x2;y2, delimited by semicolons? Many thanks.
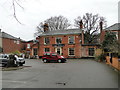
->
44;53;50;56
51;53;57;56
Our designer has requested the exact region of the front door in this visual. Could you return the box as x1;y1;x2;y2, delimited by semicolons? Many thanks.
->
55;47;62;55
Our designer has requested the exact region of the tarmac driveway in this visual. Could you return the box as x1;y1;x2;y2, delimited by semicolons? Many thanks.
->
1;59;119;88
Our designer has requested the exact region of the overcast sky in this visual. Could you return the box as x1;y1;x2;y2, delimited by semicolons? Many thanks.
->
0;0;119;40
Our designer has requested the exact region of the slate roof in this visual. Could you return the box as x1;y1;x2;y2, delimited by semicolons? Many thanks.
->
0;31;20;40
40;29;82;36
105;23;120;31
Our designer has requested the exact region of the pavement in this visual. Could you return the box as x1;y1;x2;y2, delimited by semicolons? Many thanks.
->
1;59;119;88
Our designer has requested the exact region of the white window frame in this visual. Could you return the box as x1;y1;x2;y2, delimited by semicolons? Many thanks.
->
44;37;50;45
68;48;75;56
44;48;50;52
56;37;62;44
27;44;30;49
68;36;75;44
16;40;20;44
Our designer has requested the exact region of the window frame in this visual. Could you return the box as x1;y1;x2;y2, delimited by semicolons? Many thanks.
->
44;48;50;52
88;48;95;56
68;36;75;44
68;48;75;56
56;37;62;44
44;37;50;45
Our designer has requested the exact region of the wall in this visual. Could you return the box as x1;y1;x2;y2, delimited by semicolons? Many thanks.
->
106;56;120;70
81;46;98;57
38;34;81;58
2;38;24;54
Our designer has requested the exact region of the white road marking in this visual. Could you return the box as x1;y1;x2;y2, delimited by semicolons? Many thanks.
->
1;80;26;84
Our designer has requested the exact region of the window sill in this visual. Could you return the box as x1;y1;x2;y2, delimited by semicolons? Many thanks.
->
68;55;75;56
68;43;75;45
44;44;50;46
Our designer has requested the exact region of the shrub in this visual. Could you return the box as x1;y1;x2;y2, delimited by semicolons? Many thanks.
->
95;54;106;62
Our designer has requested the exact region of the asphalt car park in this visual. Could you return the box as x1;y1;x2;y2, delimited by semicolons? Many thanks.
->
1;59;119;88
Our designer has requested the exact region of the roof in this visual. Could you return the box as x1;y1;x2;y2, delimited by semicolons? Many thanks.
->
39;28;82;36
105;23;120;31
0;32;20;40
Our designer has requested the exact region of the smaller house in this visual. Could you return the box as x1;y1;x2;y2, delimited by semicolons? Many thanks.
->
100;23;120;43
100;23;120;70
0;29;26;54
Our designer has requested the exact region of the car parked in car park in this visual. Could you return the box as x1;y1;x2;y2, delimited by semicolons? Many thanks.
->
0;54;25;67
15;55;25;66
42;52;66;63
0;54;9;67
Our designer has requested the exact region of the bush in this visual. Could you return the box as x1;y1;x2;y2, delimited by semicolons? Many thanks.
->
11;50;21;56
95;54;106;62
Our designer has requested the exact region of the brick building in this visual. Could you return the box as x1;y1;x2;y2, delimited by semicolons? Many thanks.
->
100;23;120;43
0;30;26;54
30;24;99;58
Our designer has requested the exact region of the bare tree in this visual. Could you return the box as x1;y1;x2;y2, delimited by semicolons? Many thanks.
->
35;15;71;37
74;13;107;44
12;0;24;24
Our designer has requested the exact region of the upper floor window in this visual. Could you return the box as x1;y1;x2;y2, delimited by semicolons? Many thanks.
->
56;37;62;44
44;37;50;45
27;44;30;49
16;40;20;44
68;36;75;44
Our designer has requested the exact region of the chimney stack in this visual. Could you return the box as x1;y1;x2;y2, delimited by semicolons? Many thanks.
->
44;23;49;32
79;20;84;44
100;21;103;33
80;20;83;29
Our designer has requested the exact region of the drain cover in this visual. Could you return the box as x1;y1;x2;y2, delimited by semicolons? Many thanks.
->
56;82;66;85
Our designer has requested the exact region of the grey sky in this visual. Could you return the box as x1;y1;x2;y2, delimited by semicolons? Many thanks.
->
0;0;119;40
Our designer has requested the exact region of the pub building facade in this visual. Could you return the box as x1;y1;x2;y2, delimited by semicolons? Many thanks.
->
30;23;99;58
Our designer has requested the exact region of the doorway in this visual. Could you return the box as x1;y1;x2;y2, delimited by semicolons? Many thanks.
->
55;47;62;55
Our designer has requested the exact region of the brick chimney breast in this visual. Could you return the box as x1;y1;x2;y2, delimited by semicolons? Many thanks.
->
44;23;49;32
79;20;83;29
100;21;103;33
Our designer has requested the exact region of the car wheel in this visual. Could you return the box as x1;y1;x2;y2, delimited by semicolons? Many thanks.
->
58;59;62;63
43;59;47;63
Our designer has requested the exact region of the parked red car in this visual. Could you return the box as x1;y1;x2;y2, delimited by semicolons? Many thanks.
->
42;52;66;63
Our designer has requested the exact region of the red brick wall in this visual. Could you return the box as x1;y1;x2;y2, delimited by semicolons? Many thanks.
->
2;38;25;54
38;34;81;58
106;56;120;70
100;30;106;43
81;46;97;57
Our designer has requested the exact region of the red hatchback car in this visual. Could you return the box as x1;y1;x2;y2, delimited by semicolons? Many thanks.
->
42;52;66;63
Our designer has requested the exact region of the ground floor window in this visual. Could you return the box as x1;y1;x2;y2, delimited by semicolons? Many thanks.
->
69;48;75;56
33;48;38;55
44;48;50;52
88;48;95;56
